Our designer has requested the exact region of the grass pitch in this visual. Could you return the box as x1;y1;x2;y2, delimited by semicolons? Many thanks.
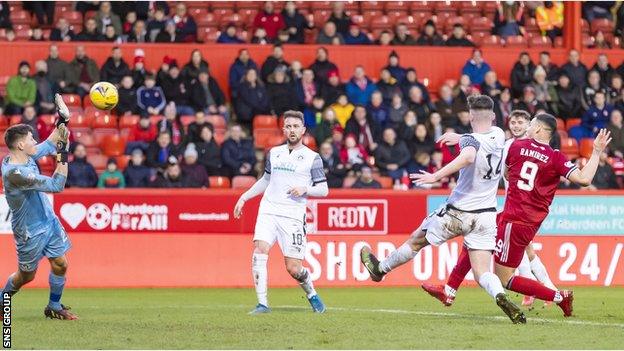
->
8;286;624;349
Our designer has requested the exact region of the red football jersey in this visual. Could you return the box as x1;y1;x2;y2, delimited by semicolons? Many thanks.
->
502;138;578;226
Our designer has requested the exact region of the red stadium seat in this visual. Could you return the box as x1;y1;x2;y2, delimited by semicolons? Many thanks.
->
89;154;109;173
386;1;410;12
361;1;384;11
579;138;595;159
302;134;318;151
71;113;93;130
395;15;420;31
0;116;8;131
253;129;281;150
220;13;247;28
372;175;393;189
470;17;494;32
556;118;566;132
560;137;579;160
9;115;21;125
149;115;164;126
410;1;433;15
61;11;83;26
482;1;498;16
237;2;262;10
566;118;581;131
266;134;286;150
232;175;257;189
253;115;278;130
309;1;333;11
370;16;393;30
99;134;127;157
62;94;82;107
208;176;231;188
190;10;213;27
74;131;98;152
180;115;195;128
39;114;56;126
210;1;235;10
14;27;31;41
591;18;614;34
37;156;56;175
458;1;482;14
116;155;130;171
529;35;552;48
92;113;118;129
504;35;527;48
119;115;140;129
434;1;457;16
206;115;226;131
10;10;31;24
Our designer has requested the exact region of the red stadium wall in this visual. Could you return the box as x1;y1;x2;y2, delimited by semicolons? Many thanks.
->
2;43;620;97
0;189;622;288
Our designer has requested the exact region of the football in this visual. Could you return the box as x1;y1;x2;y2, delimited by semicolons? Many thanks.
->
89;81;119;110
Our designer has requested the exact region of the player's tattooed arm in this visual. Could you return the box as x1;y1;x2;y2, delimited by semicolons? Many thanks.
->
6;168;67;193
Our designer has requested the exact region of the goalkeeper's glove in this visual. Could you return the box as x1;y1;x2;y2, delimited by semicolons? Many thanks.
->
54;93;71;128
56;125;70;164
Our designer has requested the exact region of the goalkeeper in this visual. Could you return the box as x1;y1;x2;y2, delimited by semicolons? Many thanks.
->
1;94;78;320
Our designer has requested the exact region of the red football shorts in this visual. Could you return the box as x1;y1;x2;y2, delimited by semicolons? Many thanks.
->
494;218;539;268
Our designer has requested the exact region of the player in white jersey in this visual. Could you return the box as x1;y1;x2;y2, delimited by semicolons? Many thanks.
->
234;111;328;314
360;95;526;324
422;110;558;308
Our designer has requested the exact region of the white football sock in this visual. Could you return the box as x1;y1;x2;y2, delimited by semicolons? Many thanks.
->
517;252;534;279
380;243;417;273
478;272;506;299
252;253;269;306
444;284;457;297
295;267;317;299
530;255;557;290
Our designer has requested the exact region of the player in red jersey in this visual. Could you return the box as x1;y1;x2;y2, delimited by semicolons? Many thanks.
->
494;113;610;317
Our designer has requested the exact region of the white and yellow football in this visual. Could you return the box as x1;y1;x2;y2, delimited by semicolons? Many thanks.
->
89;81;119;110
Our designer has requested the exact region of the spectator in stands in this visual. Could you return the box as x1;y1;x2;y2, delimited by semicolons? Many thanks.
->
5;61;36;115
95;1;122;36
68;45;100;97
351;166;381;189
388;93;408;130
19;106;44;141
75;18;104;41
535;1;563;41
328;1;351;36
510;52;536;99
151;157;189;188
455;110;472;134
117;75;138;115
2;28;15;42
104;24;123;43
0;1;11;29
346;66;377;105
315;108;339;146
415;19;444;46
261;44;289;83
302;95;325;129
384;51;407;84
185;111;211;144
376;31;394;46
155;19;182;43
339;134;369;172
253;1;285;42
407;152;431;178
121;11;137;35
592;151;620;189
582;2;614;22
581;70;609;112
67;144;99;188
33;60;56;114
309;47;338;86
516;86;547;116
159;61;192;115
97;158;126;188
137;74;166;117
461;49;491;86
494;87;515;126
124;148;152;188
45;45;71;94
157;102;186;148
267;65;298;117
295;69;319;110
590;30;611;49
217;23;244;44
344;23;371;45
407;124;435;159
445;24;475;47
376;69;401;108
571;91;614;141
321;69;345;105
367;91;388;128
375;128;410;180
181;143;208;188
146;131;179;170
610;75;624;106
426;112;444;141
592;54;616;85
561;49;588;88
555;73;582;120
317;141;345;188
538;51;560;82
331;94;355;128
392;23;416;45
407;86;433;123
235;68;271;131
481;71;504;100
608;109;624;159
532;66;558;114
493;1;525;38
131;50;147;88
317;21;344;45
24;1;54;26
29;27;45;41
396;110;418;142
50;18;75;42
182;49;209;84
126;114;156;153
344;105;381;152
172;2;197;42
146;6;168;42
289;60;303;80
100;47;130;86
191;70;227;119
229;49;258;99
281;1;312;44
251;27;270;45
127;20;148;43
221;124;256;177
195;124;222;176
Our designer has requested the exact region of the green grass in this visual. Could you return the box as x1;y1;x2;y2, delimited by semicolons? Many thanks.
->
8;287;624;349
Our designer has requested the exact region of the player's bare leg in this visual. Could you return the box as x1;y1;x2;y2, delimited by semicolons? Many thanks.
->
284;257;325;313
495;263;573;317
422;245;471;306
250;240;271;314
360;227;425;282
469;249;526;324
44;256;78;320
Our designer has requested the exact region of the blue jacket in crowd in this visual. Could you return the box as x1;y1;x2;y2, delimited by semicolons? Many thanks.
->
137;86;167;113
346;77;378;105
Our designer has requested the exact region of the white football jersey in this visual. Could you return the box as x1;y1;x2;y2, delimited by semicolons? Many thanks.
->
447;126;506;211
259;144;326;221
501;137;515;191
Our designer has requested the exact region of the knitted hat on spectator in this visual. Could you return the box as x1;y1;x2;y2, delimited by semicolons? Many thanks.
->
134;48;145;65
167;155;178;166
169;60;178;69
107;157;117;166
332;124;344;134
18;60;30;69
163;55;174;65
327;69;339;79
389;50;399;59
184;143;198;158
131;148;144;157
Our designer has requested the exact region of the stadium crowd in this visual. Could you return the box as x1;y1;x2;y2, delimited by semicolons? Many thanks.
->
0;1;623;191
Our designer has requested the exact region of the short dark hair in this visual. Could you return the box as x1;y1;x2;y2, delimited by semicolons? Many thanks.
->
534;113;558;135
509;110;531;121
282;110;304;123
4;124;33;150
467;94;494;111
